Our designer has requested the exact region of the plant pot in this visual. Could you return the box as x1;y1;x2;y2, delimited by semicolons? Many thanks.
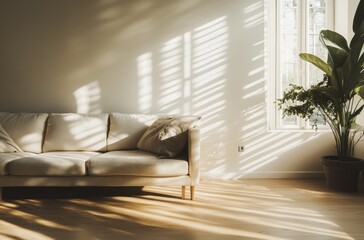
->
321;156;364;192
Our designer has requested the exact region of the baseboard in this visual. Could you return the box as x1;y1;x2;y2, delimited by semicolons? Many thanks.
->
202;171;325;179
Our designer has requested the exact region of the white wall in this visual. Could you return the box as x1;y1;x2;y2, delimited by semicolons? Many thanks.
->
0;0;360;179
335;0;360;39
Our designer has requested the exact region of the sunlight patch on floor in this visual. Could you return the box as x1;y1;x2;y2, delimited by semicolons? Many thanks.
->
0;180;362;240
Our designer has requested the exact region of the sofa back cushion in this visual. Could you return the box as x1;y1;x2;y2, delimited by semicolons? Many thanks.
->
43;113;108;152
107;113;157;151
0;112;48;153
0;124;23;152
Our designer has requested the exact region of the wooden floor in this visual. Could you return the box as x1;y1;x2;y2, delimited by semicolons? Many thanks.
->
0;179;363;240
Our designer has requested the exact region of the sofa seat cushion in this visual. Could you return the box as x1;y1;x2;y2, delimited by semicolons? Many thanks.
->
87;150;188;177
0;152;36;175
7;152;101;176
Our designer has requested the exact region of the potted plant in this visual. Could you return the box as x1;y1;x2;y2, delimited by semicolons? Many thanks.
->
276;0;364;192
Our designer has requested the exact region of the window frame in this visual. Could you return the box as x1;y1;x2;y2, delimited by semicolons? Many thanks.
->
267;0;334;131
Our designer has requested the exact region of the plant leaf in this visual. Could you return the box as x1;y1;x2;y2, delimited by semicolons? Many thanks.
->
351;105;364;120
350;28;364;48
356;85;364;100
342;34;364;99
349;47;364;94
299;53;332;76
349;34;364;66
315;86;340;109
353;0;364;34
320;30;349;68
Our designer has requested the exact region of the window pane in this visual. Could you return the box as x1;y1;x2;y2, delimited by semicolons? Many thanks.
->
280;0;299;126
308;0;327;86
309;112;326;128
282;115;298;126
280;0;299;89
308;0;328;126
276;0;330;129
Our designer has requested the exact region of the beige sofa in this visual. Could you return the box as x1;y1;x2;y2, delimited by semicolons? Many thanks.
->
0;112;200;200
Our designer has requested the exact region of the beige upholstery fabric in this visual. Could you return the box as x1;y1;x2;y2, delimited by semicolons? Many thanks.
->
0;125;22;152
87;150;188;177
107;113;157;151
188;128;201;186
43;113;108;152
7;152;100;176
0;152;36;175
0;112;48;153
0;112;201;193
137;116;200;158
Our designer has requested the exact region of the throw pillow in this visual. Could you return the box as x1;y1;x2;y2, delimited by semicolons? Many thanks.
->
137;116;200;158
0;124;22;152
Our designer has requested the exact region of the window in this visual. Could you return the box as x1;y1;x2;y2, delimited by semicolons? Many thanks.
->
268;0;334;130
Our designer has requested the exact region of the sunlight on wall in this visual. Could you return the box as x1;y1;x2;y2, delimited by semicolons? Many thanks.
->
243;1;265;29
67;0;332;179
0;0;353;179
183;32;192;113
137;53;153;113
239;131;320;173
235;0;331;178
159;36;183;113
73;81;102;114
191;16;229;177
136;17;228;116
136;15;229;177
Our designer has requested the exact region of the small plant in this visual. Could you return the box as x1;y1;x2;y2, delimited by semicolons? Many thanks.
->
277;0;364;162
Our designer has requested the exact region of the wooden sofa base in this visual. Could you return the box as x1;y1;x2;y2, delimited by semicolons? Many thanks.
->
181;186;195;200
0;176;197;200
0;186;196;201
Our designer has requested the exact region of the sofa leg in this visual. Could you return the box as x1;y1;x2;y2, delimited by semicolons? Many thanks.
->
181;186;186;199
190;186;195;200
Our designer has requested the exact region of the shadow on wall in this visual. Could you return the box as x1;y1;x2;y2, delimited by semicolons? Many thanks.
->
0;0;336;178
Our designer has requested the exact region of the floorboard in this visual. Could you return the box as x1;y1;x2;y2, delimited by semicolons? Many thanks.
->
0;179;363;240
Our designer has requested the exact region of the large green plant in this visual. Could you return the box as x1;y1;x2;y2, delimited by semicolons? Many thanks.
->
277;0;364;161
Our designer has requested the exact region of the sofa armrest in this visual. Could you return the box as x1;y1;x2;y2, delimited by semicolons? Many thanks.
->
188;128;200;186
